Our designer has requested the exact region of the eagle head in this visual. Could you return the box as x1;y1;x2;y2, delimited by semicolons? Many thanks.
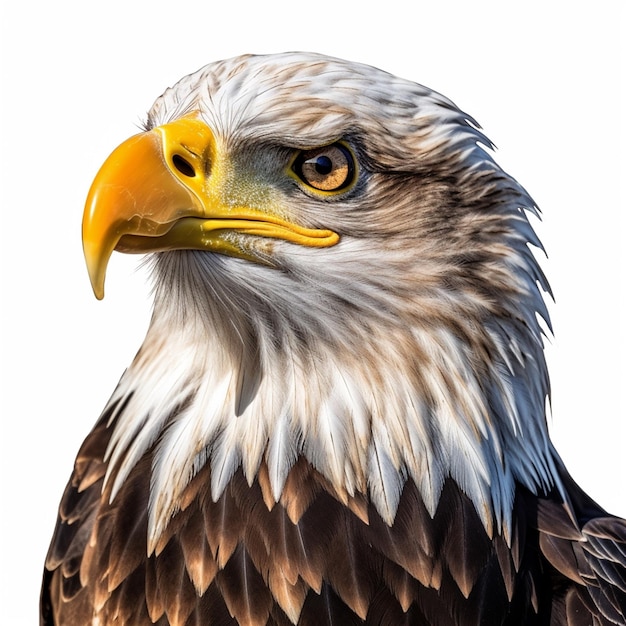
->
83;52;555;547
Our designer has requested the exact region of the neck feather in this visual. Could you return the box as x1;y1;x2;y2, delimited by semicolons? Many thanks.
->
101;246;561;549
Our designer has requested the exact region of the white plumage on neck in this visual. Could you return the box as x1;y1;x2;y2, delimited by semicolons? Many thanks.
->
101;234;559;551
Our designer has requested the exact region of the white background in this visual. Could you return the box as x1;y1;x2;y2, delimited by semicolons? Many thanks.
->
1;2;623;622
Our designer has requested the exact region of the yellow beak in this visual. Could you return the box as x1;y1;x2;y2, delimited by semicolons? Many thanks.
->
82;117;339;299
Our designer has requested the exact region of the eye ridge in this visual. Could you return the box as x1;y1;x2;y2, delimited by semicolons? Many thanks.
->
292;143;355;192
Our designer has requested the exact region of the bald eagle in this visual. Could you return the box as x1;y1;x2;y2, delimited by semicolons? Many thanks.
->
41;53;626;626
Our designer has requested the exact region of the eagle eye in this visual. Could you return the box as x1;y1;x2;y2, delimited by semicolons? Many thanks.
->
292;143;356;192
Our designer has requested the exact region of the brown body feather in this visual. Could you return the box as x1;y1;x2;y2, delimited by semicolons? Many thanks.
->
42;407;626;625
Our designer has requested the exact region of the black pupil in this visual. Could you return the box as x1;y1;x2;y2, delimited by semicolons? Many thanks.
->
314;155;333;175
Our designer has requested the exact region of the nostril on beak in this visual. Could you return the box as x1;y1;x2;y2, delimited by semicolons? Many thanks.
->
172;154;196;177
